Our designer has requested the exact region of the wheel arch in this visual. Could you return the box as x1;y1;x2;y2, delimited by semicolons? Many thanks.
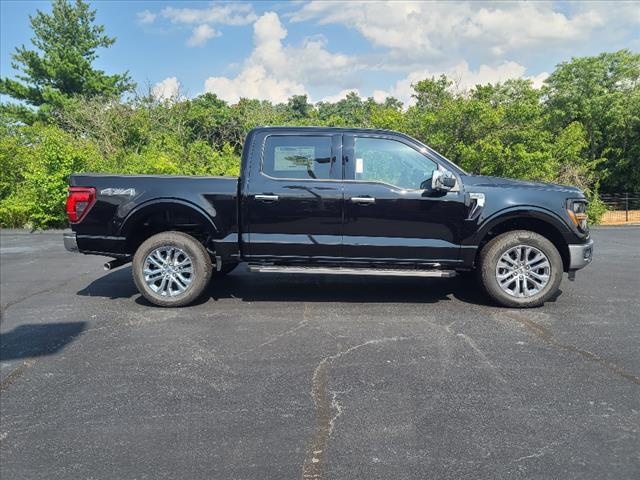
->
473;208;572;272
119;199;219;255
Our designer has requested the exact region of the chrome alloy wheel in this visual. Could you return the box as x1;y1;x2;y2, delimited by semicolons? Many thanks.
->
496;245;551;298
143;246;193;296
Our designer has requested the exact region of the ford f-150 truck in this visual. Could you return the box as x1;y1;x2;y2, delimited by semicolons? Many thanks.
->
64;126;593;308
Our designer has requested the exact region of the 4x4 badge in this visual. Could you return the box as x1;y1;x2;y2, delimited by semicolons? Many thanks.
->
100;188;136;196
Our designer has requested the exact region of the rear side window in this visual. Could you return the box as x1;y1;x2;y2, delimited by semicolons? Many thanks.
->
262;136;333;180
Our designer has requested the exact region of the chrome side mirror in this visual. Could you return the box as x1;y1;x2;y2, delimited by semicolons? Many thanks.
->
431;169;456;191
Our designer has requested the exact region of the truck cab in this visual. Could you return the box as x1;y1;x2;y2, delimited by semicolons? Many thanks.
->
241;127;467;266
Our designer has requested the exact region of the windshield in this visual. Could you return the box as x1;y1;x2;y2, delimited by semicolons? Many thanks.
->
402;134;468;175
423;144;468;175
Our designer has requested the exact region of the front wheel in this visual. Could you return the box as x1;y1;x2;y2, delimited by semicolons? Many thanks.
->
478;230;563;308
132;231;213;307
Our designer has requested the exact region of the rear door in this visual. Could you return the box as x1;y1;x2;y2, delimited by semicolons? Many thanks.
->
342;133;467;265
243;133;344;261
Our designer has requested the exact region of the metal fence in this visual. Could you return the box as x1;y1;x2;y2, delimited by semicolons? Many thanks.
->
600;193;640;224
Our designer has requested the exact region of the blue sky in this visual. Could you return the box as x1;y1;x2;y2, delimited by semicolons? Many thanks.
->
2;1;639;105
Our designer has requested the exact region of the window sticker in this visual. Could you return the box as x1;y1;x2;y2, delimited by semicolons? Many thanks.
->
355;157;364;174
274;146;315;172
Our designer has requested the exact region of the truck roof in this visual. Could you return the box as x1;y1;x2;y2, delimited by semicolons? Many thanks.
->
249;126;404;136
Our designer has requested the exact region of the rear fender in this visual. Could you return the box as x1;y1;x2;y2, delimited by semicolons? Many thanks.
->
119;198;218;237
118;199;221;255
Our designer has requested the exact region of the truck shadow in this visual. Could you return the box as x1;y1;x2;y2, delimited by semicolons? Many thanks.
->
207;271;492;306
0;322;87;362
77;267;139;299
76;265;525;307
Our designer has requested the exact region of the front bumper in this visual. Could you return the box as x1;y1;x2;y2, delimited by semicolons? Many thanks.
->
63;231;79;253
568;239;594;270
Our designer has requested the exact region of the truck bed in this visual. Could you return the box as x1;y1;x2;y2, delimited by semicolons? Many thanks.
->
69;173;239;256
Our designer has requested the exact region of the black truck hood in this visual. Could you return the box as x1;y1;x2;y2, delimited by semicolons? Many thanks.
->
463;175;583;194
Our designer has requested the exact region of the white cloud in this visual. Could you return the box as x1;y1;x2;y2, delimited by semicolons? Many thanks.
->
375;61;549;106
291;1;640;69
136;10;156;25
142;1;637;106
139;3;257;46
248;13;353;87
203;12;355;103
152;77;182;102
201;11;551;105
161;3;257;26
187;24;220;47
205;66;306;104
372;89;390;103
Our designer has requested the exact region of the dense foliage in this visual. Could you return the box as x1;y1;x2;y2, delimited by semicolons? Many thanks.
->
1;1;638;228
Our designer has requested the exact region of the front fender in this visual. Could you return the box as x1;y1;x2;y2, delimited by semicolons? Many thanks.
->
467;206;575;245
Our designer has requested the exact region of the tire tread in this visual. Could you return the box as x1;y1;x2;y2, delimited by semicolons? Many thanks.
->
132;231;212;307
477;230;563;308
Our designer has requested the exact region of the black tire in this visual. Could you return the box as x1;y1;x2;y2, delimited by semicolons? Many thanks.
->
212;262;238;277
477;230;563;308
132;231;212;307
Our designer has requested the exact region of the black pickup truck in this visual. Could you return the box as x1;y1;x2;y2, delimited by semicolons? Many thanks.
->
64;126;593;308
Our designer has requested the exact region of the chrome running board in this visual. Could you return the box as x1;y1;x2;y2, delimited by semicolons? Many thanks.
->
248;265;456;278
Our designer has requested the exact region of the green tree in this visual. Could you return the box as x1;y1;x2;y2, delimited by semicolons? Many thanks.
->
411;75;454;111
405;78;559;182
0;0;134;124
286;95;312;119
0;124;100;228
317;91;368;125
382;96;403;111
543;50;640;192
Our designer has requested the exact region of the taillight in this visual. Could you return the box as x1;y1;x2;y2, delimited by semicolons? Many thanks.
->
66;187;96;223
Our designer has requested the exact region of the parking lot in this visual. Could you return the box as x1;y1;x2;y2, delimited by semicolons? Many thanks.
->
1;227;638;479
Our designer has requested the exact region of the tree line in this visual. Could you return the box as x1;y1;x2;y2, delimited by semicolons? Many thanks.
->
1;0;639;228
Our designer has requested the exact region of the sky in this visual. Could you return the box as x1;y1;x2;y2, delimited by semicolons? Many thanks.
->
1;0;639;106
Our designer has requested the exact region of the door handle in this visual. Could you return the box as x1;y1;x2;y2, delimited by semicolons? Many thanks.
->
255;194;279;202
350;196;376;204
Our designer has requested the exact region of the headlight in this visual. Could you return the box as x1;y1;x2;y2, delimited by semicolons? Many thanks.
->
567;199;588;231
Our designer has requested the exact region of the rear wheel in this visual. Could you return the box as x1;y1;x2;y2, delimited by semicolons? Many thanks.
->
478;230;563;308
132;231;212;307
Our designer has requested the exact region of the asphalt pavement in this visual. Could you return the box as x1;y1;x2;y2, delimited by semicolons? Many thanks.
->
0;227;639;479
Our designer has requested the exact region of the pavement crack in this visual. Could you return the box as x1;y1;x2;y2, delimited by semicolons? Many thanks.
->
512;441;561;463
455;332;507;384
503;312;640;386
302;336;410;479
240;303;310;355
328;391;344;434
0;270;93;322
255;318;309;351
1;323;87;393
0;359;37;393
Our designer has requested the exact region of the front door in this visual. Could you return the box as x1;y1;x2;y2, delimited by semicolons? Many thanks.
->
342;134;467;266
243;133;343;261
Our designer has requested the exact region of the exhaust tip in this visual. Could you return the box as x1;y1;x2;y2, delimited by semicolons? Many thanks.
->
103;258;130;271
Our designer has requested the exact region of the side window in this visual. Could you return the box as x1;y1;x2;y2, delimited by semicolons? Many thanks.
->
354;137;437;190
262;136;333;180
